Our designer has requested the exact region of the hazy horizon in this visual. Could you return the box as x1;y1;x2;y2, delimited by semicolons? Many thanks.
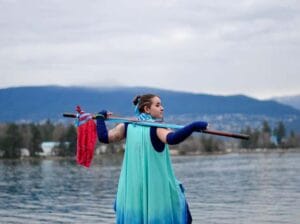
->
1;84;300;100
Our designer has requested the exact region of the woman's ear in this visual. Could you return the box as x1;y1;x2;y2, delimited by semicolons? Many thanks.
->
144;105;151;114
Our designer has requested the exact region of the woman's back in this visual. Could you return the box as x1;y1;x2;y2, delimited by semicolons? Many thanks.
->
116;124;187;224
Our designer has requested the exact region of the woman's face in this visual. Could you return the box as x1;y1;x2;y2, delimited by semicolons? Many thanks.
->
144;96;164;119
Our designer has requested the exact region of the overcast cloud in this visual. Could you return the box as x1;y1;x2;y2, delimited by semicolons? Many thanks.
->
0;0;299;99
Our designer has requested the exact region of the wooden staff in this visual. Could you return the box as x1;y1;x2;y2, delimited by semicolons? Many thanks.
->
63;112;250;140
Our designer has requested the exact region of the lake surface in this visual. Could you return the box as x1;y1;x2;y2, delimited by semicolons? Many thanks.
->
0;152;300;224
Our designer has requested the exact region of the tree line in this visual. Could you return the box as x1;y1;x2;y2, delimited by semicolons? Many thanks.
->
239;121;300;149
0;120;77;158
0;120;299;159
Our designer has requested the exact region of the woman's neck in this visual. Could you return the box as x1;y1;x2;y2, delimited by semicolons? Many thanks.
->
138;113;154;121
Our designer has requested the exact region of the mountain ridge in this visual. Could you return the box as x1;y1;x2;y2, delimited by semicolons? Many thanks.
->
272;95;300;111
0;85;299;123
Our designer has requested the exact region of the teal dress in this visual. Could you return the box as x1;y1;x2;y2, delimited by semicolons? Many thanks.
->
115;123;191;224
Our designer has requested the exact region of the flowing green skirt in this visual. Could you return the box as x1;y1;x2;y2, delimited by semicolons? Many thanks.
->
115;124;191;224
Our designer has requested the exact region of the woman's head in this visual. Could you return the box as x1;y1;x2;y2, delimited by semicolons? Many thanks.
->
133;94;164;119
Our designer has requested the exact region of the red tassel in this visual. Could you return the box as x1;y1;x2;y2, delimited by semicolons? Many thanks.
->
76;106;97;168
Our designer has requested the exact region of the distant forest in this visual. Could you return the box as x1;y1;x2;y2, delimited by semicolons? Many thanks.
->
0;120;299;159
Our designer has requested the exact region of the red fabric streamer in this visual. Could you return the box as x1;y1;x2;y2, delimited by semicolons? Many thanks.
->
76;106;97;168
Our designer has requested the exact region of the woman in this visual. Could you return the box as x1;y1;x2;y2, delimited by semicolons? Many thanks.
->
96;94;208;224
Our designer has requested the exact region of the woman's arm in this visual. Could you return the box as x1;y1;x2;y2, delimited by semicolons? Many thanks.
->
156;121;208;145
108;123;126;142
96;110;125;143
156;128;172;144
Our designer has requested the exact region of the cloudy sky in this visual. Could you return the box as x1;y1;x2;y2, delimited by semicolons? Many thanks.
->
1;0;299;99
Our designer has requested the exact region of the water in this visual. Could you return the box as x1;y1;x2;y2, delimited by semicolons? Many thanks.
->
0;152;300;224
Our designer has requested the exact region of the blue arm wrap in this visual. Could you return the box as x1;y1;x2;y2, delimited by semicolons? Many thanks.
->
166;121;208;145
96;110;109;144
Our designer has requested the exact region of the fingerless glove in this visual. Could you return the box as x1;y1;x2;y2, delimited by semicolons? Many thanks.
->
96;110;109;144
166;121;208;145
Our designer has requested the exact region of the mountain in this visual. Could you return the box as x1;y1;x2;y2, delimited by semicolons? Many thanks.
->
273;95;300;111
1;86;300;132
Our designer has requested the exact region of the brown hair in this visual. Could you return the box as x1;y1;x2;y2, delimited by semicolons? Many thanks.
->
133;94;159;113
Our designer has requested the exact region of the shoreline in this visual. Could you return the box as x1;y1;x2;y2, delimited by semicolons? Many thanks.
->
0;148;299;161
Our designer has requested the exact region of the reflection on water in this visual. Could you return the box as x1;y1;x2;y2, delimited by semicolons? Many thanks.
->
0;152;300;223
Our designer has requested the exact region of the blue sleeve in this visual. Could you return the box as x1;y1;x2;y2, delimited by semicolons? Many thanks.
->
96;111;109;144
166;121;208;145
150;127;165;152
124;123;129;138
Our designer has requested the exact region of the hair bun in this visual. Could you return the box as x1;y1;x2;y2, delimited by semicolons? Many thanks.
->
133;95;141;106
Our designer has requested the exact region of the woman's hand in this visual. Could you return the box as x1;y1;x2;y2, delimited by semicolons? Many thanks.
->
193;121;208;131
96;110;113;119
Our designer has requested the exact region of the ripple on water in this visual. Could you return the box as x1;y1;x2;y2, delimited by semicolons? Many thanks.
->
1;152;300;224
